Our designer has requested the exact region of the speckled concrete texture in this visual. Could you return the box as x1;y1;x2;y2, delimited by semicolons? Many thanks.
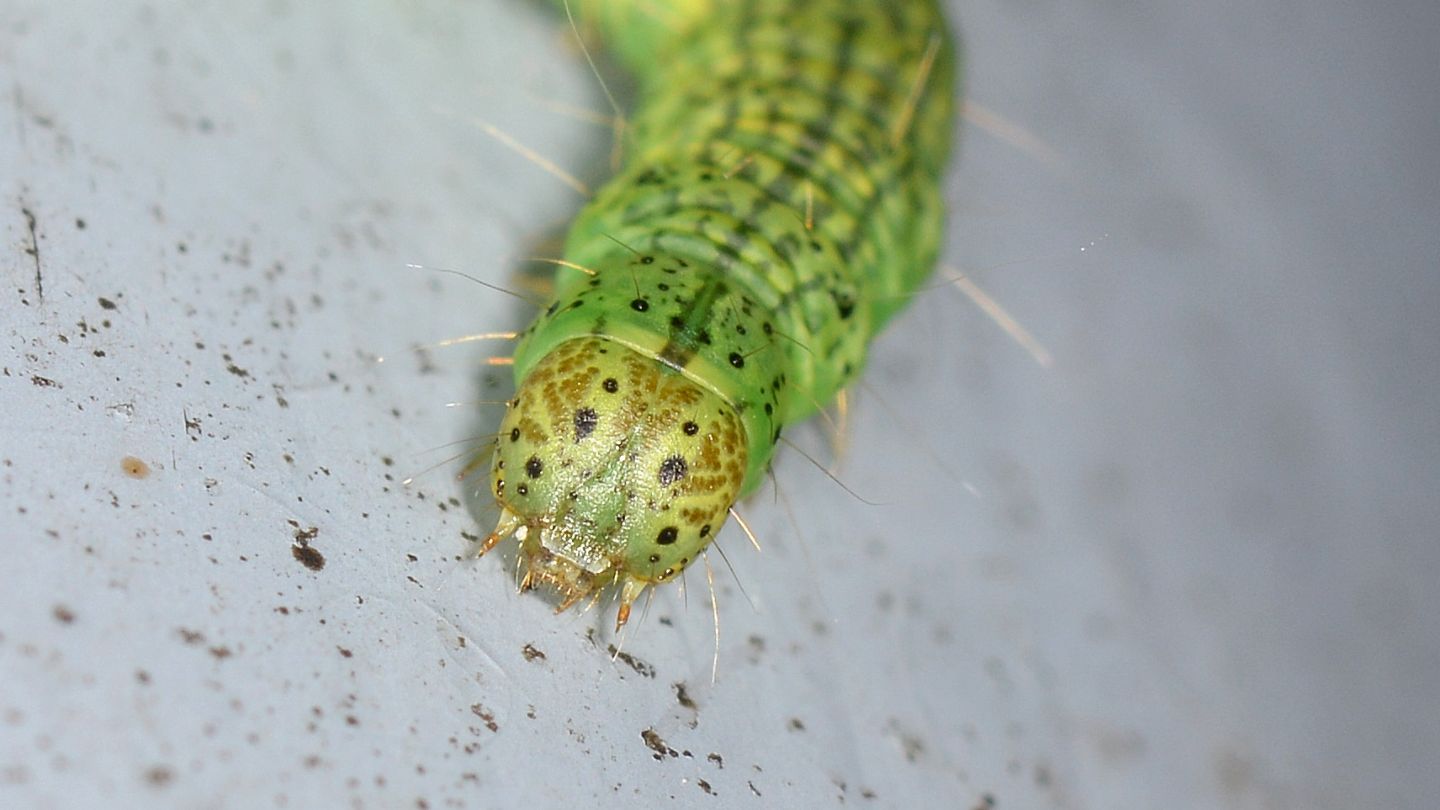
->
2;1;1437;808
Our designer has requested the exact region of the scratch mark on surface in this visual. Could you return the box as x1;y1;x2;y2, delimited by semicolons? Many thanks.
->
12;84;26;149
21;203;42;303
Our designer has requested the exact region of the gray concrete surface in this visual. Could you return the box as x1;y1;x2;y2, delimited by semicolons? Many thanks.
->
2;1;1436;807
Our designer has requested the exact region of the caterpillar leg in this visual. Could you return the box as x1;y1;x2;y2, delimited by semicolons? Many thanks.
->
613;576;648;632
478;507;523;557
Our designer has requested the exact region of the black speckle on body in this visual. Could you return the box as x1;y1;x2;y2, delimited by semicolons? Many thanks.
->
657;455;688;486
574;407;598;441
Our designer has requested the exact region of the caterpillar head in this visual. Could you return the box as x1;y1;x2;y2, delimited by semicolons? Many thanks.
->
482;336;747;630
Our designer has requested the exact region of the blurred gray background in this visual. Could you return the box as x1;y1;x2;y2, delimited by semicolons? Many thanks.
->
2;1;1436;807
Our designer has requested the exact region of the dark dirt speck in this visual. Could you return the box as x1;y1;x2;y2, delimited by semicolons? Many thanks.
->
144;765;174;787
291;542;325;571
674;682;697;710
470;704;499;733
641;728;679;761
608;645;656;678
290;524;324;570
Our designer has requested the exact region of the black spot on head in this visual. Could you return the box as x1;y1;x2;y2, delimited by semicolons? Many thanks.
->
631;298;649;312
525;456;544;479
649;553;661;563
603;377;619;393
728;352;745;369
763;402;773;416
516;483;528;496
657;527;678;545
509;427;520;442
657;455;688;486
495;479;505;496
641;255;654;265
574;407;598;442
682;421;699;436
700;524;711;537
838;298;856;319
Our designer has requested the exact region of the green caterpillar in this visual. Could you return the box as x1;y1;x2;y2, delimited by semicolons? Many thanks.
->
478;0;958;629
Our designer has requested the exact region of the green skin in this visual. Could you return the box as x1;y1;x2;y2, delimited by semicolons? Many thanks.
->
484;0;958;627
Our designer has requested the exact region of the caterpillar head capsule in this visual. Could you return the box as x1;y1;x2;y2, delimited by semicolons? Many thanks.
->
482;337;747;630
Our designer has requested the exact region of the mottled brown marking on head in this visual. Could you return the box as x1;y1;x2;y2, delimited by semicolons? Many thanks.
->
487;336;749;626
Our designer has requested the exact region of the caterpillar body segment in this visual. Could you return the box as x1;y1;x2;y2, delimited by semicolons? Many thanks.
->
482;0;959;628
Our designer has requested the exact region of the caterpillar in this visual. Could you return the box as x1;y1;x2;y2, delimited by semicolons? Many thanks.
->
476;0;958;630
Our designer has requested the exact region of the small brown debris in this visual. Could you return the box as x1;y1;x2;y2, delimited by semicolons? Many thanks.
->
607;645;655;678
290;526;324;571
120;456;150;478
641;728;678;761
470;704;499;733
674;682;697;710
144;766;174;787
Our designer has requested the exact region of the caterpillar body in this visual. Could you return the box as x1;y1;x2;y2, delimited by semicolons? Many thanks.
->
478;0;958;629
